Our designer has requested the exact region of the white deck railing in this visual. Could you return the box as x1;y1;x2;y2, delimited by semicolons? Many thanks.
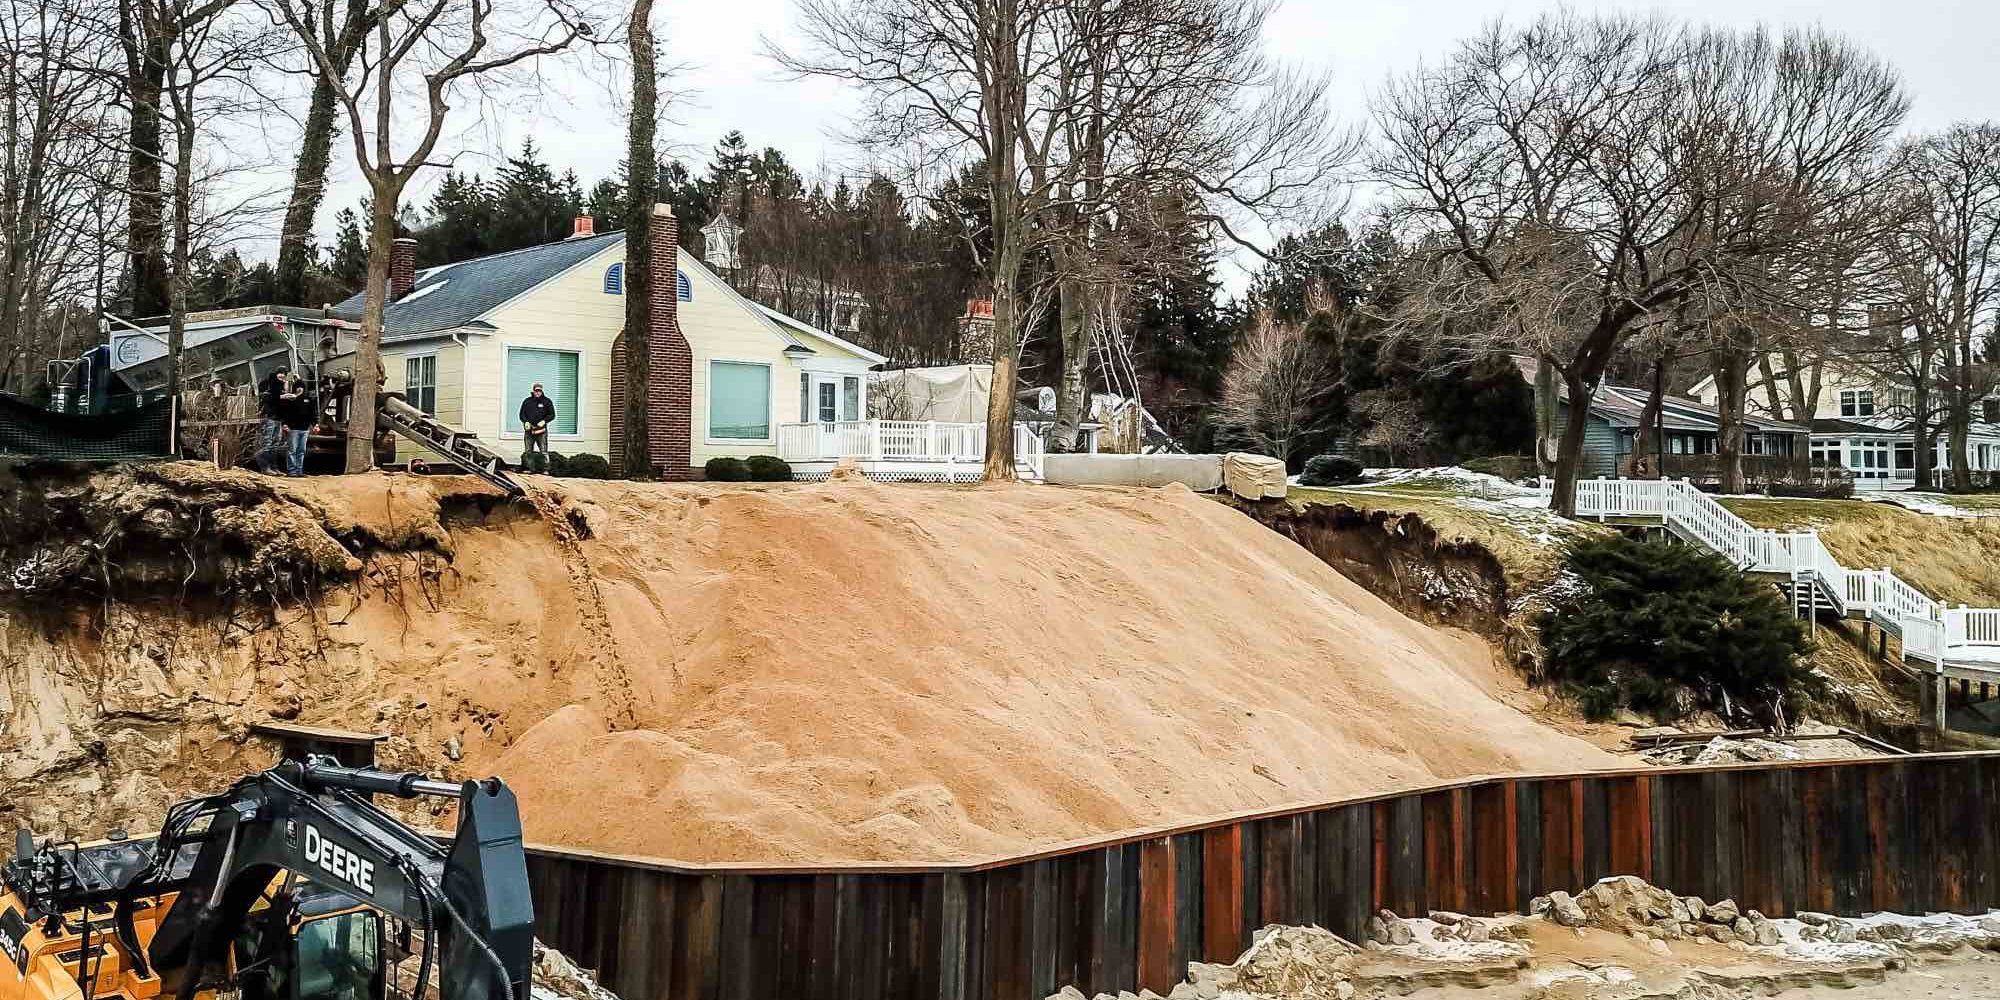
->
1569;478;2000;670
776;419;1045;478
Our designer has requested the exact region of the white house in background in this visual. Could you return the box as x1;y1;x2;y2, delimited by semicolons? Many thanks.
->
327;209;885;477
1690;359;2000;490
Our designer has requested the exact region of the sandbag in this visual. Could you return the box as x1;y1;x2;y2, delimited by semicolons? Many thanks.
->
1223;452;1286;499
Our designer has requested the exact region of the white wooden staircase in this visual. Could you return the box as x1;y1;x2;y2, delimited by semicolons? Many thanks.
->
1572;479;2000;695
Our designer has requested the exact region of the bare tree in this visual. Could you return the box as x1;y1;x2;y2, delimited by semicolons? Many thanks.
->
157;0;285;393
1891;124;2000;489
1373;13;1906;512
775;0;1064;480
259;0;590;471
271;0;369;306
0;0;121;391
1679;26;1906;493
1216;307;1335;465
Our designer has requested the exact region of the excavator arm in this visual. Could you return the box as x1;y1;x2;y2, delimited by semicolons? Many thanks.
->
137;759;531;1000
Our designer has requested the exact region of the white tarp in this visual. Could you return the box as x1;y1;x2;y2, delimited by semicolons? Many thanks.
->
1224;452;1287;499
1042;453;1225;490
869;365;994;423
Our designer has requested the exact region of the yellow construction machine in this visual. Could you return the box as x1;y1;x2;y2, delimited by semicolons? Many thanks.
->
1;760;532;1000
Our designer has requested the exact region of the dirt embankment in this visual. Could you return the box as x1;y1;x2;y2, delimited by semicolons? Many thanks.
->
1234;501;1515;635
2;464;1620;864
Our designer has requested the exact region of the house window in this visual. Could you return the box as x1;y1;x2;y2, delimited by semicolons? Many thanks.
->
1985;399;1999;424
404;355;437;415
504;348;580;435
843;377;861;421
1895;442;1915;471
606;264;691;301
1840;389;1875;418
710;361;771;440
799;372;811;422
816;381;837;423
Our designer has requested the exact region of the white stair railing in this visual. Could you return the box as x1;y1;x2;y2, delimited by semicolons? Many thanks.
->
1569;477;1991;664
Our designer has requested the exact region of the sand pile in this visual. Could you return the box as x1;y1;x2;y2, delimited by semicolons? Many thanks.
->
483;477;1615;862
1;465;1616;864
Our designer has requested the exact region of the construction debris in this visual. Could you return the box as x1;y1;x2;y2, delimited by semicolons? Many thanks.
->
530;942;623;1000
1076;876;2000;1000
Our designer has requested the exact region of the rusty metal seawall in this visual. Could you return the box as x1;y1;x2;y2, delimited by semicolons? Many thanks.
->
525;752;2000;1000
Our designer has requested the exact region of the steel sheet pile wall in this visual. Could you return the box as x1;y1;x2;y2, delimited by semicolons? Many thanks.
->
526;753;2000;1000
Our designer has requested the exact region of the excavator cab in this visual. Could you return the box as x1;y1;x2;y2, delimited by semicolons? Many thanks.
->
233;882;384;1000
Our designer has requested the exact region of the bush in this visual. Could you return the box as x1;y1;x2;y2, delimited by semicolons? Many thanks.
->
703;456;750;482
1536;535;1817;726
745;455;793;482
556;453;612;479
1299;455;1364;486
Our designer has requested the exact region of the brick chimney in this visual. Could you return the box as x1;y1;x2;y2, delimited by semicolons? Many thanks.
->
571;215;594;239
389;237;418;300
609;205;694;479
958;298;995;364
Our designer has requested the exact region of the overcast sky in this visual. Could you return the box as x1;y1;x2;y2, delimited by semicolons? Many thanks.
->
304;0;1995;292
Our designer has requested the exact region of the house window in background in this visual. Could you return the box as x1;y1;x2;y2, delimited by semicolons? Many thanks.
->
843;377;860;421
817;381;837;423
1984;399;1999;423
404;355;437;415
604;263;623;294
1840;389;1876;418
1896;443;1915;471
504;348;579;435
800;372;811;422
710;361;771;440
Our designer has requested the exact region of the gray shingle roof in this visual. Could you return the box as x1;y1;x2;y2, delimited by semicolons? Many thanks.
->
330;232;624;340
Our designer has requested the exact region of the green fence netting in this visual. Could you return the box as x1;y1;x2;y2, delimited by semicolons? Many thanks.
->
0;392;173;460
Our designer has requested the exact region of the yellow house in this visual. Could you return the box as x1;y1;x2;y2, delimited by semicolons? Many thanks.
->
331;214;885;477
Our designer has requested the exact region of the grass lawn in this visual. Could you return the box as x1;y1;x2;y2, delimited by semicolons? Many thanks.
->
1721;496;2000;607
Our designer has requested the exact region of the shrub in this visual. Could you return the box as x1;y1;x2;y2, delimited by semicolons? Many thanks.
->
1536;535;1817;726
558;453;612;479
704;456;751;482
745;455;793;482
1299;455;1364;486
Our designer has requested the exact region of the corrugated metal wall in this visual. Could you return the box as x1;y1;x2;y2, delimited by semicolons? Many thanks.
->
526;753;2000;1000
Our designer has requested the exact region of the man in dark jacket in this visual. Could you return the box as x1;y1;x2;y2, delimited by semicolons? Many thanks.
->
255;365;290;473
280;375;317;476
519;383;555;472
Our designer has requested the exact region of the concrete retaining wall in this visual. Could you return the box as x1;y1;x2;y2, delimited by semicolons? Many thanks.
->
1043;453;1225;491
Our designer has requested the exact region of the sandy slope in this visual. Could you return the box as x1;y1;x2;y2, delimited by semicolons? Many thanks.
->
1;468;1616;864
470;477;1616;863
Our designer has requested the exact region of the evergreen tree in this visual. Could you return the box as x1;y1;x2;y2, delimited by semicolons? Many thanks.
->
492;139;574;250
1539;536;1817;726
419;172;495;265
330;208;368;289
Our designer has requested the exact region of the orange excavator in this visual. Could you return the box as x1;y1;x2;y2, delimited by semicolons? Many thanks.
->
0;759;531;1000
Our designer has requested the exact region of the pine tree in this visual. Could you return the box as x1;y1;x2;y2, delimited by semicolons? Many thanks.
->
330;208;368;290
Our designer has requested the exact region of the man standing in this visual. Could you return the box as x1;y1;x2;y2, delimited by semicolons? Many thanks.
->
255;364;290;473
281;375;317;476
519;382;555;473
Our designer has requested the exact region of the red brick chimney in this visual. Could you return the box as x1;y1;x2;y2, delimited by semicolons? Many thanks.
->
648;204;693;478
389;237;418;300
609;205;694;479
571;215;594;239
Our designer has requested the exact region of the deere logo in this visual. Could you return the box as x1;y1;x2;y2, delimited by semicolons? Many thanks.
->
302;824;376;895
